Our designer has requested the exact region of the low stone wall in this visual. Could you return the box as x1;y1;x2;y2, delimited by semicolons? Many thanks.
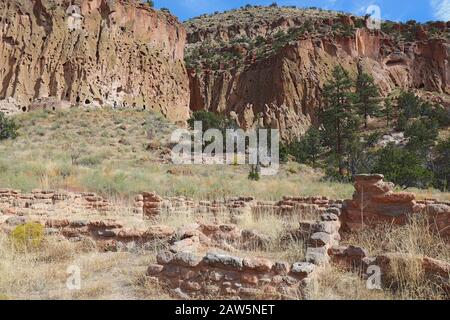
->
147;250;319;299
147;204;344;299
0;215;175;252
134;193;340;220
0;188;113;216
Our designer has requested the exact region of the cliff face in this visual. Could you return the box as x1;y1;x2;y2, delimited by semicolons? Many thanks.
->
0;0;190;122
185;7;450;140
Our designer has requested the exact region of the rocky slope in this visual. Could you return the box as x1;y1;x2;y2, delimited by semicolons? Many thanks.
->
0;0;189;122
185;6;450;140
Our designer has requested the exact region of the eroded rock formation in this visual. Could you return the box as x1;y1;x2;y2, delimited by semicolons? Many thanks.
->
185;7;450;140
0;0;190;121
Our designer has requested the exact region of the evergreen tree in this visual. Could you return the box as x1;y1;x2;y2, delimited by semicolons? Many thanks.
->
397;91;421;119
432;137;450;191
404;118;439;155
355;72;381;128
289;127;324;166
321;65;359;178
384;99;394;127
373;144;433;189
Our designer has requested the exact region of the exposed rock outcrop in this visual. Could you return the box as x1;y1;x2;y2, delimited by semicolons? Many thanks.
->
185;7;450;140
0;0;190;122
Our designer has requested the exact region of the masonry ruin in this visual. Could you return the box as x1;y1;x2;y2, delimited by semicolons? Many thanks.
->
0;174;449;299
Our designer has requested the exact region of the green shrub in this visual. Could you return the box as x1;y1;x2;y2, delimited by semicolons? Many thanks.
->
372;144;433;189
10;222;45;251
397;91;422;119
248;170;260;181
78;154;103;167
404;118;439;153
432;137;450;191
0;112;19;140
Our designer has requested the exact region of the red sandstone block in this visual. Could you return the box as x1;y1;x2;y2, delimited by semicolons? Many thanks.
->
46;219;70;228
371;192;415;203
242;257;273;272
241;273;259;285
147;264;164;275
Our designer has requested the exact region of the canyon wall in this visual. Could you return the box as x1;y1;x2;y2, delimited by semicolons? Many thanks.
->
0;0;190;121
186;10;450;140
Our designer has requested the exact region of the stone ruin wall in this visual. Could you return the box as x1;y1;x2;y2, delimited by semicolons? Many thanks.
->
0;174;449;299
134;192;341;220
342;174;450;238
146;203;343;299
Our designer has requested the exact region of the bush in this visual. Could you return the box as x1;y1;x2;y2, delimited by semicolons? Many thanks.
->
404;118;439;153
248;170;260;181
432;137;450;191
188;110;227;132
397;91;422;119
10;222;45;251
0;112;19;140
280;128;323;166
372;144;433;188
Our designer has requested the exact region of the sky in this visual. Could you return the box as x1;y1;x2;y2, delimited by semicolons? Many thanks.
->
152;0;450;22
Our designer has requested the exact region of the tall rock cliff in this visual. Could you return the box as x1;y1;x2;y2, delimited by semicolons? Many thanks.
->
185;6;450;141
0;0;190;122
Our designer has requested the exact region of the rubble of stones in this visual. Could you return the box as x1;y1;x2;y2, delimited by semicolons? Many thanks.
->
0;175;449;299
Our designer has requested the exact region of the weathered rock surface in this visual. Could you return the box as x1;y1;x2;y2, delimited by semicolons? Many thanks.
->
0;0;189;122
342;174;450;238
185;7;450;140
147;250;318;299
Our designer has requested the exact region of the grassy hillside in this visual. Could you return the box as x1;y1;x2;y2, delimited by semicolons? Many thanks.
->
0;108;359;201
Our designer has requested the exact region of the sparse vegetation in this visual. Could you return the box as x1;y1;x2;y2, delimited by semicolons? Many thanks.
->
0;112;19;140
0;108;357;201
10;222;44;251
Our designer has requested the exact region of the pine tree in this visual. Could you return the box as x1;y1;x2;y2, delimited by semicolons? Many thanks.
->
321;65;359;178
355;72;381;128
384;99;393;127
290;127;324;166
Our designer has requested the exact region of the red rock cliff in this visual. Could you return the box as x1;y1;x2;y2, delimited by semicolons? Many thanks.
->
185;7;450;140
0;0;190;122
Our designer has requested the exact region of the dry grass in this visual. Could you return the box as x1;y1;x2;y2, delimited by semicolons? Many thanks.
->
342;213;450;300
1;108;449;300
310;265;391;300
0;109;356;201
342;213;450;263
382;254;448;300
0;233;167;300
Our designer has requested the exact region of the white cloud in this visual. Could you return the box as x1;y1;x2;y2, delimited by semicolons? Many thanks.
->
430;0;450;21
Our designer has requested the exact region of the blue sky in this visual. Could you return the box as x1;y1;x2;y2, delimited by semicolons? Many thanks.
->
153;0;450;22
